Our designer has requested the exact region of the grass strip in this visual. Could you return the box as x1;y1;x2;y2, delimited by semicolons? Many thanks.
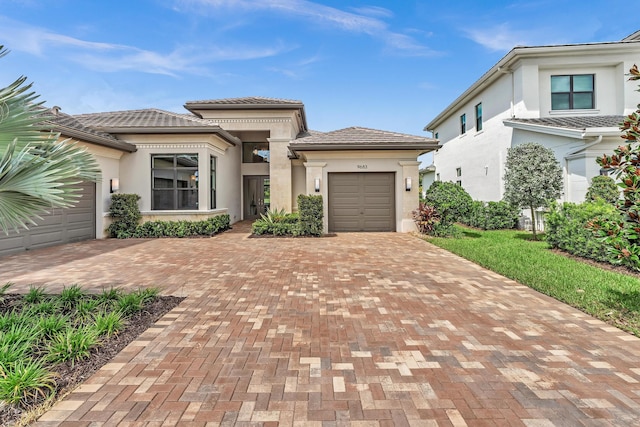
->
425;227;640;336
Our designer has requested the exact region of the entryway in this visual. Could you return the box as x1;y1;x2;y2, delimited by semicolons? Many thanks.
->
243;175;270;220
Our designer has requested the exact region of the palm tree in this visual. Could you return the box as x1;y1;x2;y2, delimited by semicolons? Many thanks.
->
0;45;100;233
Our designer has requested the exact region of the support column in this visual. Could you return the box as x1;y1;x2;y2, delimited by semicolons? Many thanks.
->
399;160;421;232
268;137;293;212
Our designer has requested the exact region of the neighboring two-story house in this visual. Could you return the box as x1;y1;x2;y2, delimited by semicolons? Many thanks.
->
0;97;438;255
424;32;640;220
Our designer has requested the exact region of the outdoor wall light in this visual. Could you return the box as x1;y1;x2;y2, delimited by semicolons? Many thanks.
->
405;177;412;192
110;178;120;193
314;177;321;193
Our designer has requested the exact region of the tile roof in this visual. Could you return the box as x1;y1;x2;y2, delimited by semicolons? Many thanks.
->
74;109;222;129
185;96;303;107
505;115;625;130
44;108;136;152
291;126;438;148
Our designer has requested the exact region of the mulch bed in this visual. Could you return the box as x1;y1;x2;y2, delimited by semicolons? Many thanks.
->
0;295;184;426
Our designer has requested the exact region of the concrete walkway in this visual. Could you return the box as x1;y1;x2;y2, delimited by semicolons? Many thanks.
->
1;223;639;426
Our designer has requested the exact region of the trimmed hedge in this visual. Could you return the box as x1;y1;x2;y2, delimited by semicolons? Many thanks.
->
107;194;141;238
298;194;323;236
108;193;230;238
461;200;519;230
545;200;620;263
134;215;230;238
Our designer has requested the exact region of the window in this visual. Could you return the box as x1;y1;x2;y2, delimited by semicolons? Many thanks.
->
151;154;198;210
460;114;466;134
456;167;462;177
434;132;439;139
436;173;440;181
475;103;483;131
551;74;594;110
210;156;217;209
456;180;462;186
243;142;270;163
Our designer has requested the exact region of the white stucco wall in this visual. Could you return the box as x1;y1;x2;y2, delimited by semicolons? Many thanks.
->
300;150;422;233
114;133;240;225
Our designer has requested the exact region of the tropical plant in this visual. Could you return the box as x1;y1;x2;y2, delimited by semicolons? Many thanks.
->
412;203;440;234
503;143;563;239
588;65;640;270
0;45;100;234
585;175;619;204
46;327;98;366
0;359;57;407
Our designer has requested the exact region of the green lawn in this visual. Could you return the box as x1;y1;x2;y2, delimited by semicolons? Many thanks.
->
424;227;640;336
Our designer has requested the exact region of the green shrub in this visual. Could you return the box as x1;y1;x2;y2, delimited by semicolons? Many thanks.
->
132;215;230;238
251;211;301;236
461;201;486;229
298;194;323;236
424;181;473;230
485;201;520;230
545;200;620;263
585;175;619;204
107;194;141;238
58;285;85;311
46;327;99;367
93;311;125;338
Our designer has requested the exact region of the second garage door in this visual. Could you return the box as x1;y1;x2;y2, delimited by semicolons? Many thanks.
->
328;172;395;232
0;182;96;257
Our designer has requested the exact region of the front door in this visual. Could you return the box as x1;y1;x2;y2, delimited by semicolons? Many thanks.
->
244;176;270;220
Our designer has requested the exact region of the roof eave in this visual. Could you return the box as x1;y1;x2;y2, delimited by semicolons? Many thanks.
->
289;143;441;152
48;123;137;153
503;120;622;139
91;127;240;146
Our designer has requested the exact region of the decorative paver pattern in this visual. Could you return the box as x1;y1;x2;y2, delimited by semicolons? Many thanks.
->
1;223;640;426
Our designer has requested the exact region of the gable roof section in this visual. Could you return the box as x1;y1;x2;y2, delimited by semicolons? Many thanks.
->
74;109;239;145
45;108;136;153
504;115;624;138
425;38;640;131
290;126;439;153
184;96;308;132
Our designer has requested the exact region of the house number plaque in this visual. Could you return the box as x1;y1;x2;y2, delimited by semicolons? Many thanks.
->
357;164;368;169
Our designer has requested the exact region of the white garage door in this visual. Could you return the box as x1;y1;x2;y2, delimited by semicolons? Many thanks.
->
0;182;96;256
328;172;395;232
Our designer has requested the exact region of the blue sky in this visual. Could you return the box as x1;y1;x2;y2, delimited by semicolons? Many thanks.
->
0;0;637;165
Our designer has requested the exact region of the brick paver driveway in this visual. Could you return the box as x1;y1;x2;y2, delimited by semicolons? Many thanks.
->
1;223;640;426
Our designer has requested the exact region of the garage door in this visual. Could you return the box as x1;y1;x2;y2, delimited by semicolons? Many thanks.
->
328;172;395;232
0;182;96;256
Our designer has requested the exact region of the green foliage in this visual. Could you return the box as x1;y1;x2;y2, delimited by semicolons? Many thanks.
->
36;315;69;340
586;175;620;204
24;286;46;304
107;194;142;238
251;196;323;237
93;311;125;338
0;45;100;233
462;201;520;230
46;327;99;367
425;226;640;336
412;203;440;235
131;214;230;238
588;66;640;270
545;200;620;263
58;285;85;311
503;143;563;238
298;194;323;236
423;181;473;231
116;293;144;316
0;359;57;407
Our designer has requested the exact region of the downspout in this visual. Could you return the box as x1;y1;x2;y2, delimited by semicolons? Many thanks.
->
563;135;603;202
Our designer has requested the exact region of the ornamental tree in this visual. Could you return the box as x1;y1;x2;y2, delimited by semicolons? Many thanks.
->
589;65;640;270
503;143;563;239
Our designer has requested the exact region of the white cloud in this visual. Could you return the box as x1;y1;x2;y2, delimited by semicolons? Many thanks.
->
0;15;291;76
176;0;439;57
464;23;531;51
